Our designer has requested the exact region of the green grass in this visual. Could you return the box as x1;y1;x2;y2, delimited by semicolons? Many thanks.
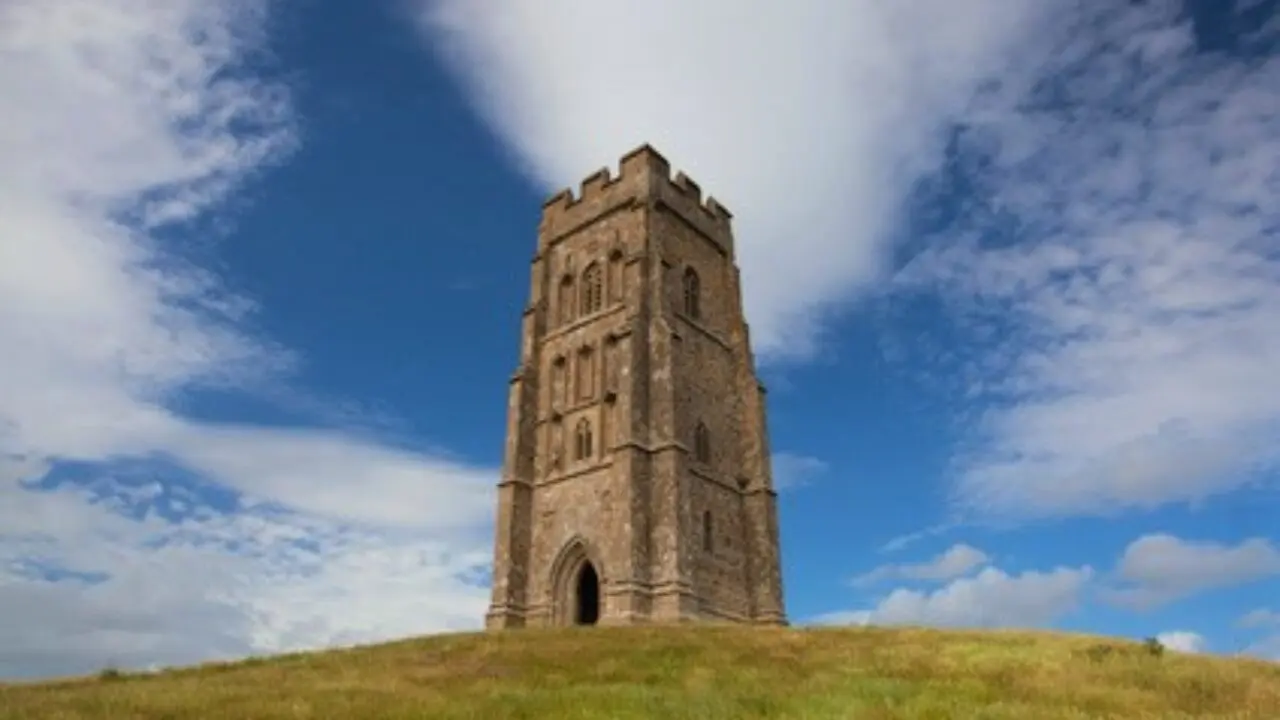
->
2;625;1278;719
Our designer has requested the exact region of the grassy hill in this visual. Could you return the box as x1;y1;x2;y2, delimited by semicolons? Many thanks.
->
2;625;1278;719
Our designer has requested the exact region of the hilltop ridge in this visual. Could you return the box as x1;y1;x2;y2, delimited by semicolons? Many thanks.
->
2;625;1277;719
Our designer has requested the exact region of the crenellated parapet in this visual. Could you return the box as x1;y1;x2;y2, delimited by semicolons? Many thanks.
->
539;144;734;255
491;143;784;632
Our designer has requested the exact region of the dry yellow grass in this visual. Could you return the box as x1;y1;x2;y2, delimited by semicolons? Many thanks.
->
2;625;1278;719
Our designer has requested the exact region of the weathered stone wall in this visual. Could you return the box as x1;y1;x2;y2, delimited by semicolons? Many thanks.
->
487;144;785;630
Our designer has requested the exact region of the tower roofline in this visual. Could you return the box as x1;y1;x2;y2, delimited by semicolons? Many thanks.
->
539;144;735;256
540;143;734;223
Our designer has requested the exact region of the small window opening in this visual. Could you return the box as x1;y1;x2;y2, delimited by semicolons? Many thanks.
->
682;267;701;319
575;418;593;460
559;275;576;325
581;263;603;315
694;422;711;463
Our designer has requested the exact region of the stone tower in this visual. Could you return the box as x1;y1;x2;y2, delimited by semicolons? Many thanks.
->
485;144;786;628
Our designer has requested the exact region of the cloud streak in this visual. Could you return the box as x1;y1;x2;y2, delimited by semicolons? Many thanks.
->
418;0;1055;360
853;543;990;586
771;453;827;492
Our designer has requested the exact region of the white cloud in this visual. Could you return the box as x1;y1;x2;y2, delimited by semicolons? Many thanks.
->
159;424;494;530
821;565;1092;629
419;0;1280;518
818;533;1280;637
1238;609;1280;663
867;566;1092;628
0;0;293;482
878;523;958;555
1106;534;1280;609
0;0;494;679
1249;635;1280;661
771;453;827;492
1239;609;1280;629
807;610;872;627
417;0;1057;361
1155;630;1207;654
1244;635;1280;663
853;543;989;586
892;1;1280;518
0;475;492;679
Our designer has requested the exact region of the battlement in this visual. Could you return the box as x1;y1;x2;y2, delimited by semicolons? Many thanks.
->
539;144;734;246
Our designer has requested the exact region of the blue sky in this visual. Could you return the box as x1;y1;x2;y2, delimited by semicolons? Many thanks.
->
1;0;1278;679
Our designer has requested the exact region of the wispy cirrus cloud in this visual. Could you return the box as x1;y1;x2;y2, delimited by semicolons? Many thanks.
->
771;453;827;492
0;0;493;679
852;543;990;586
894;0;1280;519
1240;609;1280;629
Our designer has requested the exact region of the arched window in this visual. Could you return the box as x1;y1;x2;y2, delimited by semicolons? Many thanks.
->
575;418;593;460
559;275;576;325
581;263;603;315
694;422;711;463
702;510;713;553
682;267;701;319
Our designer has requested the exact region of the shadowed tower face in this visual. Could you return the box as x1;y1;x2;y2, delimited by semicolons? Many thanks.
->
486;145;786;628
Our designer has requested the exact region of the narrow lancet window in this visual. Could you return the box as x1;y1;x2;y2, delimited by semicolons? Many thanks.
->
581;262;603;315
575;418;593;460
559;275;576;325
682;267;701;319
694;422;711;463
607;250;625;304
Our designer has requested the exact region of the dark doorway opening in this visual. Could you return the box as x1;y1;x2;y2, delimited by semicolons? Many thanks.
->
574;562;600;625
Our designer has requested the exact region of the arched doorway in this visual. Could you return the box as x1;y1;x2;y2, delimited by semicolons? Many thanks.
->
549;536;605;627
574;561;600;625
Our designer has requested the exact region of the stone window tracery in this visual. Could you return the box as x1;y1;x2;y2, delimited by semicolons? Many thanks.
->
682;267;701;319
559;274;576;325
581;262;603;315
